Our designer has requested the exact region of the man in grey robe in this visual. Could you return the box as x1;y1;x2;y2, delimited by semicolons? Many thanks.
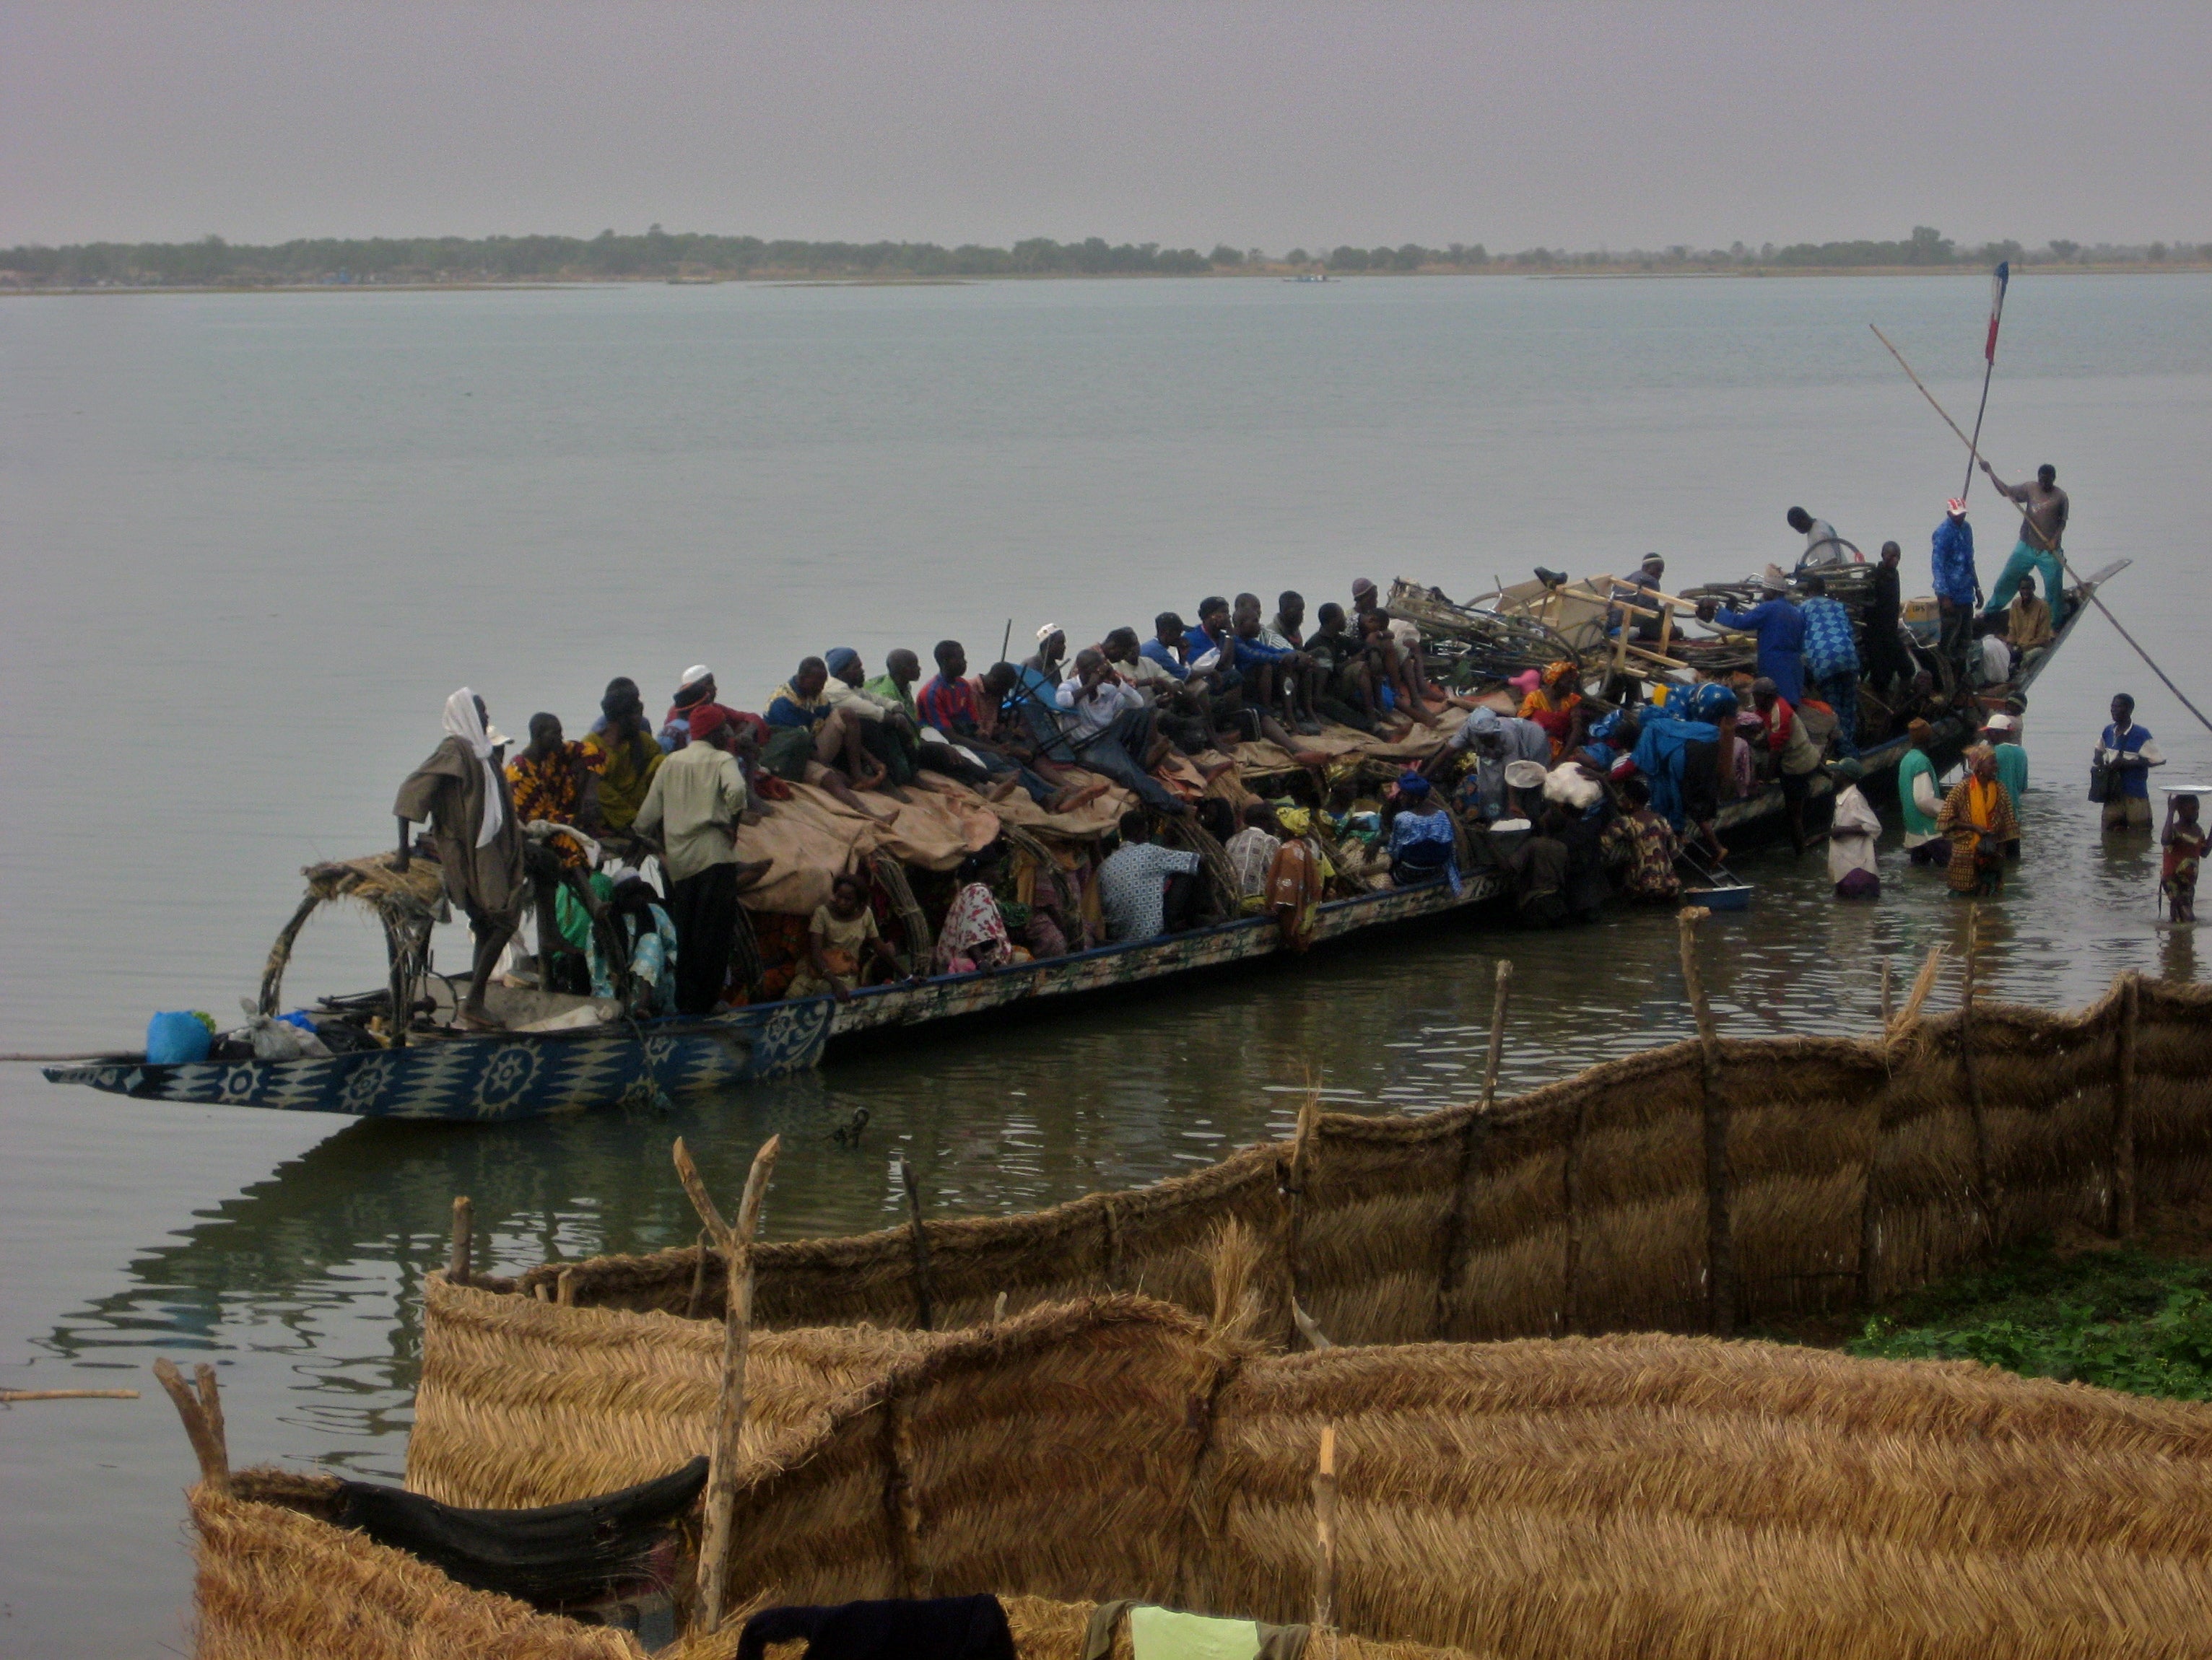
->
395;688;526;1030
1424;705;1552;821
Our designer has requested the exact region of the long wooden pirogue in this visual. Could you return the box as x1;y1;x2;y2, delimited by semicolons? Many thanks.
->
45;560;2122;1120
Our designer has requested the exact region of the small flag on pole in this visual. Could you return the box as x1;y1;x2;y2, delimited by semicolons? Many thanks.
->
1984;261;2010;363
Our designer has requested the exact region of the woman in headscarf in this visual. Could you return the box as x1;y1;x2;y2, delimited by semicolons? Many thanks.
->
1519;660;1587;760
935;847;1021;975
1936;743;2021;898
394;689;526;1031
578;678;666;834
1382;772;1461;894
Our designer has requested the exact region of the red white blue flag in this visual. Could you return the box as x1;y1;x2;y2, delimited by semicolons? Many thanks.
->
1984;261;2010;363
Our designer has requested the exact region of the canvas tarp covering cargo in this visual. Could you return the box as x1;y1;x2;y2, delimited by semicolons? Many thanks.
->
725;767;1162;917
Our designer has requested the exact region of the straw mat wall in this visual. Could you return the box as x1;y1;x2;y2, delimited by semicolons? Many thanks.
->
709;1283;2212;1659
185;1478;1489;1660
469;977;2212;1347
408;1274;930;1507
188;1477;643;1660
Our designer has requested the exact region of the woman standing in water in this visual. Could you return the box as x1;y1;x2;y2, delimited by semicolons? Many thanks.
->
2163;792;2206;923
1936;744;2020;900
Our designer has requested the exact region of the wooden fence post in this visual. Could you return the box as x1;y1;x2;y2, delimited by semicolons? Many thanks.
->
152;1358;230;1495
1961;906;1998;1234
448;1196;472;1287
1311;1423;1338;1653
1281;1093;1321;1335
1481;960;1512;1111
900;1156;937;1332
672;1133;780;1635
685;1228;712;1320
1559;1099;1585;1337
2112;974;2139;1238
1678;907;1732;1336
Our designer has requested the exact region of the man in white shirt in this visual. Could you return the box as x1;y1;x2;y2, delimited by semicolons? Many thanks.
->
1105;626;1215;755
1099;811;1203;940
1053;648;1188;815
1787;505;1855;568
631;704;770;1014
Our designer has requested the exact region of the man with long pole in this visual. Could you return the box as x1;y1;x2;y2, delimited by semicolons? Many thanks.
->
1872;323;2212;740
1978;458;2071;626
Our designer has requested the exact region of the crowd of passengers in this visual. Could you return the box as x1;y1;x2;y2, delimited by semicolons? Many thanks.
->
392;549;2026;1031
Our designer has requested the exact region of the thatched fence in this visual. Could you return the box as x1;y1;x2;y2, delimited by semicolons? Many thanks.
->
703;1283;2212;1659
215;1264;2212;1658
463;970;2212;1350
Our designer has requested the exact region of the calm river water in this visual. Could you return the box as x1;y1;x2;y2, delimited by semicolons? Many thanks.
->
4;272;2211;1656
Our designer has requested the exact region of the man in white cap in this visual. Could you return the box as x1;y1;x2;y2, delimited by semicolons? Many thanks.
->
1982;712;2029;858
1024;625;1068;687
1931;499;1981;687
661;665;716;751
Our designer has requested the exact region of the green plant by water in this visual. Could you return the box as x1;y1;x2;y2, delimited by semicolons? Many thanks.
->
1850;1241;2212;1400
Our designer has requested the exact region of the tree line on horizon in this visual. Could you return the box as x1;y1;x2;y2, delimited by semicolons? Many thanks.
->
2;224;2205;287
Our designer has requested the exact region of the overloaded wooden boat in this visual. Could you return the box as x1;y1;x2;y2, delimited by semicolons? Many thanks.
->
45;558;2120;1122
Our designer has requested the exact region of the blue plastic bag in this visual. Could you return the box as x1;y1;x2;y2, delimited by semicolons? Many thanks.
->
146;1011;212;1065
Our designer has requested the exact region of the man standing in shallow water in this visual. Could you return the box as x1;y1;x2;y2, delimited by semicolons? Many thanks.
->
2096;693;2162;831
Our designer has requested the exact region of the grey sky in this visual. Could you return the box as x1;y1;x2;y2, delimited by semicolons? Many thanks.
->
4;1;2206;250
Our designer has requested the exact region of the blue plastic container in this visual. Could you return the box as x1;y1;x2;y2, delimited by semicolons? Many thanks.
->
145;1011;212;1065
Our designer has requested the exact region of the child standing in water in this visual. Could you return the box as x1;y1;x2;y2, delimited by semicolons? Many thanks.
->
2163;792;2206;923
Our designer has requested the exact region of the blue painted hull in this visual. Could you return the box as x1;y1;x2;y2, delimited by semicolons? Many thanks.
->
42;999;833;1122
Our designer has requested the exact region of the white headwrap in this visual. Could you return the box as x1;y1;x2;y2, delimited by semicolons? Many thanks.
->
1035;624;1063;645
442;688;505;847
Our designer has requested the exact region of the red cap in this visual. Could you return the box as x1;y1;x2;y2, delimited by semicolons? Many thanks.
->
1946;498;1968;517
687;702;733;742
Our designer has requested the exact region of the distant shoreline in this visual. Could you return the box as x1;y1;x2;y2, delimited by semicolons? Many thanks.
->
5;262;2208;296
13;261;2212;300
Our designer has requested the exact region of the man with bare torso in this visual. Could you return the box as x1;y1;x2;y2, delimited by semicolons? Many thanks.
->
1979;460;2070;626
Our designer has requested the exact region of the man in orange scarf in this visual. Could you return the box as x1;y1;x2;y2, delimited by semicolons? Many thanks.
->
1936;744;2020;898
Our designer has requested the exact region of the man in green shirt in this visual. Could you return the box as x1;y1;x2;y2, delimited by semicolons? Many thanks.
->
864;648;923;719
1982;712;2028;858
1899;718;1948;868
867;647;992;787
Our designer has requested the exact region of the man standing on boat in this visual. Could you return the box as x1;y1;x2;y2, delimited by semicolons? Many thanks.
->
1787;507;1855;568
1930;499;1981;688
395;689;526;1031
1861;541;1915;710
1977;460;2069;627
1699;573;1806;705
632;703;770;1015
1798;574;1861;759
